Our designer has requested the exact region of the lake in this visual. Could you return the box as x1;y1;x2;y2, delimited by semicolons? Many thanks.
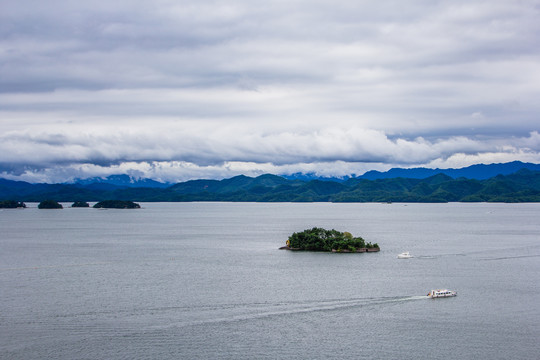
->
1;202;539;359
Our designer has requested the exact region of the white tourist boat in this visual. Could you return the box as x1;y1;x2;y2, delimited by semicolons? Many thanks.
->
427;289;457;298
397;251;413;259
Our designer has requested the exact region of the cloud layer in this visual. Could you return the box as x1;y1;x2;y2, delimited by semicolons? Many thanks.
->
1;0;540;182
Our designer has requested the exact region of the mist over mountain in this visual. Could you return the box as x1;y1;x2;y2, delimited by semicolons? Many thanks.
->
73;175;171;189
1;162;540;203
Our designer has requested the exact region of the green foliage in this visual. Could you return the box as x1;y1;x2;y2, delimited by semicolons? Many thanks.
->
93;200;141;209
38;200;63;209
0;200;26;208
71;201;90;207
287;227;378;252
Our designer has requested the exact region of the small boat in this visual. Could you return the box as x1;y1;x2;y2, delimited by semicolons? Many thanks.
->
397;251;413;259
427;289;457;298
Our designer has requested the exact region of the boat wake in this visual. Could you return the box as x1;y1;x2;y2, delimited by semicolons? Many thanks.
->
0;262;114;272
147;295;429;330
414;253;467;259
24;295;430;335
414;251;540;262
480;254;540;261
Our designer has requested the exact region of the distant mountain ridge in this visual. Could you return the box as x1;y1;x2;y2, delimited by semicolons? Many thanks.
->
358;161;540;180
73;174;171;188
1;161;540;203
168;174;300;194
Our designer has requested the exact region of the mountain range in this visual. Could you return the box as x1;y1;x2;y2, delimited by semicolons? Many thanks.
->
357;161;540;180
66;161;540;186
1;161;540;203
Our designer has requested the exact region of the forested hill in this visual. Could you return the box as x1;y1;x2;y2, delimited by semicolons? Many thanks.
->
2;169;540;203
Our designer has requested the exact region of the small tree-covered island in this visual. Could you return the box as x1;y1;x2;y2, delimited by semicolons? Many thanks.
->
71;201;90;208
93;200;141;209
281;227;380;253
0;200;26;208
38;200;63;209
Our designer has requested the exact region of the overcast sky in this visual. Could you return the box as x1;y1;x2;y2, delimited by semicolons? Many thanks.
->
1;0;540;183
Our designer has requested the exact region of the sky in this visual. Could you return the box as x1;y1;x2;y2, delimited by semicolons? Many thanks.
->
1;0;540;183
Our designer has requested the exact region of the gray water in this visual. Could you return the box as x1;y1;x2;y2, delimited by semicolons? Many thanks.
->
1;202;539;359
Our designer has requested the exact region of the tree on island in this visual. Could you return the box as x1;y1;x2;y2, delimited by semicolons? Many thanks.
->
93;200;141;209
0;200;26;208
285;227;379;252
71;201;90;208
38;200;63;209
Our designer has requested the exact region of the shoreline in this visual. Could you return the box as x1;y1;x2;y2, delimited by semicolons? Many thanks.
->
279;246;380;253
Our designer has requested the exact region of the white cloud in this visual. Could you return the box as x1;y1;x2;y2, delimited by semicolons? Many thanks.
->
2;118;540;182
1;0;540;182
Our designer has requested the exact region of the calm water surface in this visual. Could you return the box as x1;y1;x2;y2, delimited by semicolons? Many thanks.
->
1;202;539;359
